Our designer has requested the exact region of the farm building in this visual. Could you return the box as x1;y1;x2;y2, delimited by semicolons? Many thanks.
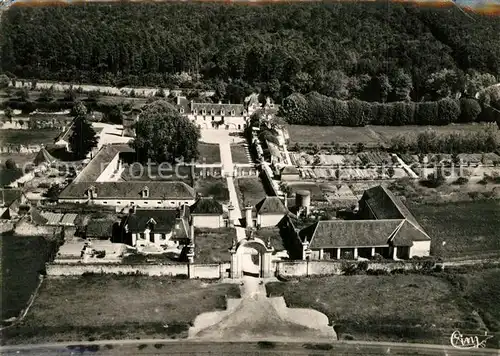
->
254;196;288;228
189;197;224;228
280;185;431;261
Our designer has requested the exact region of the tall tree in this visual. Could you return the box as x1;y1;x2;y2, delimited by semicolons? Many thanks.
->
131;100;201;164
69;116;98;159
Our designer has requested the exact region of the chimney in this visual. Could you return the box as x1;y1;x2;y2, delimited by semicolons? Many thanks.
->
190;100;194;112
218;100;222;105
245;206;253;228
176;96;182;106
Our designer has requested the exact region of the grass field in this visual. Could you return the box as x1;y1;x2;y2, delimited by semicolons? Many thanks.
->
287;123;500;147
197;142;221;164
194;177;229;202
266;274;499;347
194;228;236;263
234;177;267;209
0;129;61;146
0;234;56;321
230;144;250;164
408;200;500;258
2;275;241;344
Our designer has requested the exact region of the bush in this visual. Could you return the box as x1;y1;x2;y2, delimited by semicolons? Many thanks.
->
453;177;469;185
4;158;17;169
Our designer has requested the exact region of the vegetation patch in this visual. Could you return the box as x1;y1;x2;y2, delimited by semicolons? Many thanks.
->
0;129;61;146
194;228;236;263
194;177;229;202
230;144;250;164
408;200;500;258
266;274;491;345
2;275;241;345
234;177;268;209
197;142;221;164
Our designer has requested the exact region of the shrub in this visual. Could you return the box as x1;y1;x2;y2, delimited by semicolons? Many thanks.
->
453;177;469;185
357;261;369;271
4;158;17;169
257;341;276;349
303;343;333;350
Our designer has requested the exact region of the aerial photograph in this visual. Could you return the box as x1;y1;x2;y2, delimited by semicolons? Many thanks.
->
0;0;499;355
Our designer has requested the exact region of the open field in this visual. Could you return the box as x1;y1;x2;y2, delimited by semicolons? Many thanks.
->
1;276;241;345
0;129;60;146
266;274;499;347
0;234;58;321
193;177;229;202
408;200;500;258
287;123;500;147
194;228;235;263
197;142;221;164
230;144;251;164
234;177;268;209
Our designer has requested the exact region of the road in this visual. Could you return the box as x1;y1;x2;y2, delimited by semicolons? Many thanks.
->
1;340;498;355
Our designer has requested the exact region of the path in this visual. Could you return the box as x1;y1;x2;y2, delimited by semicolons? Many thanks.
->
391;153;419;179
188;276;336;341
200;129;246;241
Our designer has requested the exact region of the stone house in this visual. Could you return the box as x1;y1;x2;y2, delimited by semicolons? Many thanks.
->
58;181;197;208
255;196;288;228
121;207;191;248
176;96;248;130
189;197;224;228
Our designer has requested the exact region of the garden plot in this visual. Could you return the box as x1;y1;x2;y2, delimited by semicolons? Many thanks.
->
357;152;395;166
288;182;326;202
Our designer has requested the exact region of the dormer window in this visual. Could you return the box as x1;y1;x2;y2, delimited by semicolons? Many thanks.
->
202;109;206;115
210;109;215;115
243;110;247;115
142;186;149;198
179;107;185;114
221;109;225;116
194;109;198;115
231;110;235;116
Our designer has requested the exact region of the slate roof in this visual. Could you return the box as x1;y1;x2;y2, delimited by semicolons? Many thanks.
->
73;144;134;183
54;122;74;143
59;181;196;200
300;219;408;248
33;147;58;166
190;197;223;215
177;96;246;116
123;209;184;235
362;185;429;239
281;166;299;175
255;196;288;215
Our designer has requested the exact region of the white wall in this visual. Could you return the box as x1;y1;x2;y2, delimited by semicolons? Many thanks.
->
257;214;285;228
192;215;223;228
410;240;431;258
132;229;174;247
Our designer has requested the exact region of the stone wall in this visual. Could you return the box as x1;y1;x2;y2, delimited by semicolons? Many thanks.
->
276;260;437;278
46;262;230;279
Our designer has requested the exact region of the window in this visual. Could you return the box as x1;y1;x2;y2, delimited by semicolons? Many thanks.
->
170;202;175;206
202;109;206;115
142;187;149;198
211;109;215;115
103;201;107;204
221;110;225;116
157;201;162;204
179;107;184;114
212;116;214;121
144;202;148;205
231;110;235;116
194;109;198;115
161;234;166;240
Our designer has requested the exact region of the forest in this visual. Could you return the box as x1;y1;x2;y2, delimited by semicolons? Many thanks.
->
0;2;499;105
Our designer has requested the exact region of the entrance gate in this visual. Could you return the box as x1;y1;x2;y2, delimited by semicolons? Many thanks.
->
230;237;274;278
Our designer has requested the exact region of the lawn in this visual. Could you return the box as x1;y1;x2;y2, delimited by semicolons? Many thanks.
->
287;125;381;146
195;228;236;263
230;144;250;164
408;200;500;258
234;177;267;209
197;142;221;164
194;177;229;202
287;123;499;148
2;275;241;344
0;234;59;321
266;274;496;346
0;129;61;146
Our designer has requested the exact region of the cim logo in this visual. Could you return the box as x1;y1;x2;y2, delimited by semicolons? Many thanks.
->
450;330;494;349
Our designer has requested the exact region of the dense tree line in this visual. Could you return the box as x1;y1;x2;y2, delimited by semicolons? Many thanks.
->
280;92;498;126
389;124;499;154
0;3;498;104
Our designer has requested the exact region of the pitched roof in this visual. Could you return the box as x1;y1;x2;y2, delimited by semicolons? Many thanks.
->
33;147;58;166
191;102;245;116
255;196;287;215
281;166;299;175
190;197;223;215
73;144;134;183
54;122;74;143
301;219;407;248
60;181;196;200
123;209;180;234
362;185;430;239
